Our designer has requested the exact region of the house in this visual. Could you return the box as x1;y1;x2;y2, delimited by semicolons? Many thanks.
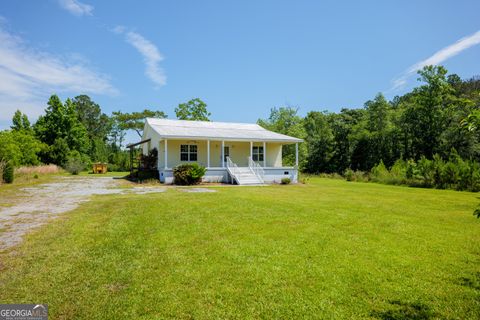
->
139;118;303;184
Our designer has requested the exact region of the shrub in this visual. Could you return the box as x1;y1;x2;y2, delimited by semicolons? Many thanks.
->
299;175;311;184
65;157;85;175
0;160;5;183
2;161;14;183
417;156;434;187
140;148;158;170
173;163;206;185
137;170;159;182
344;168;354;181
474;205;480;218
405;159;418;179
370;160;389;182
33;174;39;179
281;178;291;184
107;163;120;172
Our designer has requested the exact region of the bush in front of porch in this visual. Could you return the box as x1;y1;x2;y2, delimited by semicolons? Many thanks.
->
173;163;206;185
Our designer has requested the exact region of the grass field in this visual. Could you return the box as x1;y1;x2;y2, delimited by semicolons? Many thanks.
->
0;178;479;319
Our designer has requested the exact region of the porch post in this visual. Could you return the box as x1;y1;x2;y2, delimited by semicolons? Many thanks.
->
207;140;210;168
263;141;266;167
250;141;253;160
295;142;299;167
221;140;225;167
164;139;168;169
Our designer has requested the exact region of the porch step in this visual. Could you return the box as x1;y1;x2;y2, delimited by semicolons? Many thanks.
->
228;167;263;185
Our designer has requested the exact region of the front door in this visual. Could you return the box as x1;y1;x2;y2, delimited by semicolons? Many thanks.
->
223;146;230;165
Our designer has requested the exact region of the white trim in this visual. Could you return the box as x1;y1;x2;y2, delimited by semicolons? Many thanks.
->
263;141;266;167
148;135;302;143
221;140;225;168
295;142;298;167
164;139;168;169
250;141;253;160
207;140;210;168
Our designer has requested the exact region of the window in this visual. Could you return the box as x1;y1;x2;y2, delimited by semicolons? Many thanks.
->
252;146;264;162
180;144;197;161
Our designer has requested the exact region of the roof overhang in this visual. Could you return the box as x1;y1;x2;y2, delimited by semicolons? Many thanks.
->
157;136;302;143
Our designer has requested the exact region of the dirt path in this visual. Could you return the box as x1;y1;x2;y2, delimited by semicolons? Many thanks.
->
0;176;166;251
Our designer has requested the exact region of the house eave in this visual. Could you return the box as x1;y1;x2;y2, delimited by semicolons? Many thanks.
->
156;135;303;143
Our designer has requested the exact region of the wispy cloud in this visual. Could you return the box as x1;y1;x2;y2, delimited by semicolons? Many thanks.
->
391;30;480;91
58;0;93;16
114;27;166;87
0;26;116;123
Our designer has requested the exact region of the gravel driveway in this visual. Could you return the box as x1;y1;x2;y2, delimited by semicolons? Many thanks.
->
0;177;166;251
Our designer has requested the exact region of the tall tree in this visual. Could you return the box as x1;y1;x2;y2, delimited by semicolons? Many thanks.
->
72;95;111;141
34;95;90;165
258;106;307;167
11;110;31;131
175;98;211;121
112;109;167;138
303;111;335;173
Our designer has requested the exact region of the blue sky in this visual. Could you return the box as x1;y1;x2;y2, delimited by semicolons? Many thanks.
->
1;0;480;139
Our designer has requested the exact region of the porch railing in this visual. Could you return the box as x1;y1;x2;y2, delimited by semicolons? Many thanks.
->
226;157;240;184
248;157;265;183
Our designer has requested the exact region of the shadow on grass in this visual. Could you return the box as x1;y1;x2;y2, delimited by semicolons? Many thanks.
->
371;300;434;320
459;272;480;291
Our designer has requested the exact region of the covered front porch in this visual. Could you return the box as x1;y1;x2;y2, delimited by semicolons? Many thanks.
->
156;139;299;184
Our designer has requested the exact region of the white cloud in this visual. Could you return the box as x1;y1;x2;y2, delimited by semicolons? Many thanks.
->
391;30;480;91
114;27;166;87
0;27;117;123
58;0;93;17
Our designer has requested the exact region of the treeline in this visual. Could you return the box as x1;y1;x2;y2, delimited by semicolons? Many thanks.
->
0;95;142;174
258;65;480;190
0;96;212;179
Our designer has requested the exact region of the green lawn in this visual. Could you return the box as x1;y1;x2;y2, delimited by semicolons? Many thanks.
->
0;178;479;319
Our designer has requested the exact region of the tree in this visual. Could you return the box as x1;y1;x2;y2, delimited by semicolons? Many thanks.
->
258;106;307;167
112;109;167;138
34;95;90;164
175;98;211;121
303;111;335;173
0;130;44;166
73;95;111;141
11;110;31;131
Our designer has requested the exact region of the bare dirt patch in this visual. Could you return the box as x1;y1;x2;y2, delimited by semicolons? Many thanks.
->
0;177;166;251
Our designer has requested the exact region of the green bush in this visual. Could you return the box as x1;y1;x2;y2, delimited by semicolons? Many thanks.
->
2;161;14;183
140;148;158;170
173;163;206;185
405;159;418;179
281;178;291;184
344;169;369;182
136;170;159;182
417;156;434;187
344;168;354;181
370;160;389;182
65;157;85;175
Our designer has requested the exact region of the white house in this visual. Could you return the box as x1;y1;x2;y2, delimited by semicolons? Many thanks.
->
139;118;303;185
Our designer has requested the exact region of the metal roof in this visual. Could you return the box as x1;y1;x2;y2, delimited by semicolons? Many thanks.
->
145;118;303;143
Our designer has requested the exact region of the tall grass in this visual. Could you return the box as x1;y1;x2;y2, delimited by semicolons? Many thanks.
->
15;164;63;175
0;160;6;184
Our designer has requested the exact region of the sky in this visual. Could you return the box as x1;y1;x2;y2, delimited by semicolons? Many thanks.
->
1;0;480;142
